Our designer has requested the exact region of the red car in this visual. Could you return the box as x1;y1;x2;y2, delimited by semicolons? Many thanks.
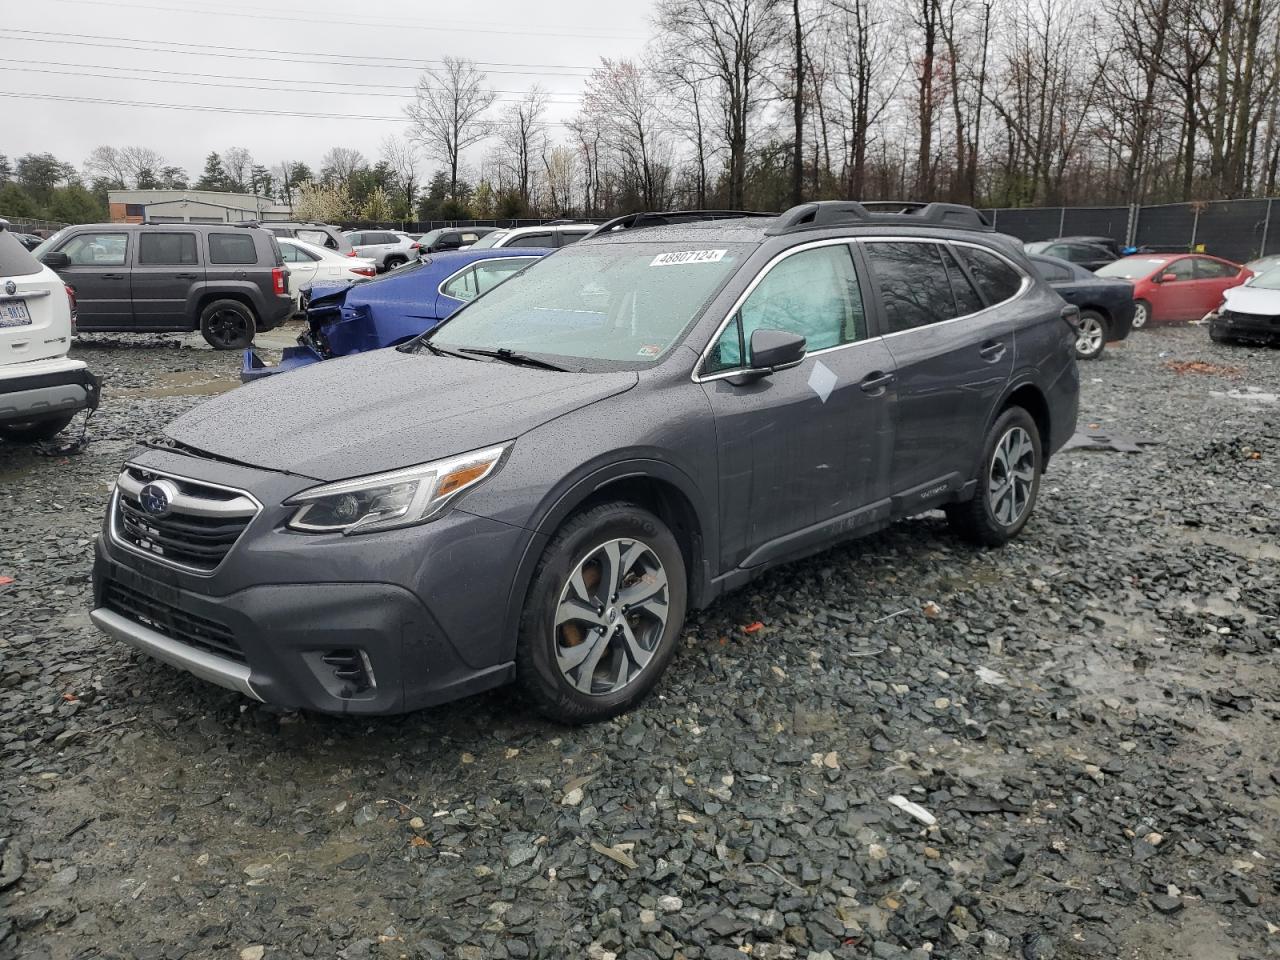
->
1095;254;1252;327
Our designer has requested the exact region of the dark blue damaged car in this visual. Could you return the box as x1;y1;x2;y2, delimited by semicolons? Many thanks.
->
242;247;551;380
92;203;1079;724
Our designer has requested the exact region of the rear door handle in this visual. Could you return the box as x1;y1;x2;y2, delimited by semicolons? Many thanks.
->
174;273;198;279
979;340;1006;361
860;371;895;394
100;273;125;280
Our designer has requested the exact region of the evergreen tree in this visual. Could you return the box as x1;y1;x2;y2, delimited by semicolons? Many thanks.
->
195;152;232;191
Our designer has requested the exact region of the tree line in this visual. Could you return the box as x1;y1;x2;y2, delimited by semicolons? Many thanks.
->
5;0;1280;227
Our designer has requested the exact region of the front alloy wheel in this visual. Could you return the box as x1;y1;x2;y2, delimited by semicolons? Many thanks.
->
555;538;670;696
1131;300;1150;329
517;501;687;723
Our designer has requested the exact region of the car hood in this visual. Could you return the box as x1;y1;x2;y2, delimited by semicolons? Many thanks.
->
164;349;638;481
1223;284;1280;314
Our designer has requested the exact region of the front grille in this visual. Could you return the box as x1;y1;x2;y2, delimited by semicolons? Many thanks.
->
104;579;245;663
1225;310;1280;325
113;466;258;573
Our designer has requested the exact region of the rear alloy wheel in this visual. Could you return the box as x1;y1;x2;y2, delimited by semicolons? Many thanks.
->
946;406;1042;547
1131;299;1151;329
1074;310;1107;360
0;413;75;443
517;502;687;723
384;256;407;271
199;299;256;350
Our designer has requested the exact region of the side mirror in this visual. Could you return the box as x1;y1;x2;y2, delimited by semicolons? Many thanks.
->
748;328;807;372
1159;272;1178;283
42;250;70;269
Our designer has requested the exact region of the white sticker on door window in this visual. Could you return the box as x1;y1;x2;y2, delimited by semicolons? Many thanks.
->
649;249;728;267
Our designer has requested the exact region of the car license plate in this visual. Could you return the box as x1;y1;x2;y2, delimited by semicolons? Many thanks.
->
0;300;31;328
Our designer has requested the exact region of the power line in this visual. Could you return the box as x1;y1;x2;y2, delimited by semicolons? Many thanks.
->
0;30;601;77
0;62;586;105
0;90;580;127
39;0;647;41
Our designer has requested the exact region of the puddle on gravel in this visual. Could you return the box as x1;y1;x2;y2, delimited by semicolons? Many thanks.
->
108;370;238;400
1168;526;1280;562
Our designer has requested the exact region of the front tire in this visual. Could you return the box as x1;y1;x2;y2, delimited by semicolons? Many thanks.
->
1131;299;1151;329
1074;310;1107;360
1209;324;1232;344
0;413;76;443
516;502;687;724
947;406;1042;547
199;300;256;350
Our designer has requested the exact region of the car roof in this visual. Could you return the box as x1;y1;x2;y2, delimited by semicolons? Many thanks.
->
423;247;553;266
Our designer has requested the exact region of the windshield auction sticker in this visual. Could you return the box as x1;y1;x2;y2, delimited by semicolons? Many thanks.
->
650;249;728;267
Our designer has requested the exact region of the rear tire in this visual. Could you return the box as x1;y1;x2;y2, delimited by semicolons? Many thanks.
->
0;413;76;443
384;256;407;271
516;501;687;724
947;406;1042;547
1131;299;1151;329
1074;310;1107;360
199;300;256;350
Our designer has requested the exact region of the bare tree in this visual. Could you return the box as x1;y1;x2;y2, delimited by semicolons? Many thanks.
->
119;146;166;187
406;56;497;198
500;86;549;207
380;135;422;214
654;0;787;207
222;147;253;191
84;146;129;189
320;147;367;186
579;59;671;208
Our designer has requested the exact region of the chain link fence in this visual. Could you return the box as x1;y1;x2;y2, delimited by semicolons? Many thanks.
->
0;215;70;236
981;197;1280;264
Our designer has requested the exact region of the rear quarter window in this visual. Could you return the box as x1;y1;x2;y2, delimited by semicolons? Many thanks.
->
208;232;259;265
955;246;1024;304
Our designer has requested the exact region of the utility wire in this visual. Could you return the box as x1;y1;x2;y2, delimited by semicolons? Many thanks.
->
0;30;600;77
0;63;586;105
38;0;647;41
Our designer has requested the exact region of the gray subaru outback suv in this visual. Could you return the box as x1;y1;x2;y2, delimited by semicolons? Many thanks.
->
91;202;1079;723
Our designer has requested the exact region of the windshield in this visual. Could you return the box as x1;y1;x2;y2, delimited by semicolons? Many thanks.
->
1247;266;1280;290
419;229;445;245
1096;257;1167;279
469;230;509;249
31;227;72;260
427;241;751;370
1024;241;1052;254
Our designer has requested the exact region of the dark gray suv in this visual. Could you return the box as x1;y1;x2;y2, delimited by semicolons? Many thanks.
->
36;223;293;349
91;203;1080;723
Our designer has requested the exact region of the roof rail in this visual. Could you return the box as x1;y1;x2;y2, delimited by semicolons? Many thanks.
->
765;201;992;235
584;209;777;240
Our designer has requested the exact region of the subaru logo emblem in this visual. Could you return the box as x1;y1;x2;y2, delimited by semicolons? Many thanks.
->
138;479;178;519
4;281;14;295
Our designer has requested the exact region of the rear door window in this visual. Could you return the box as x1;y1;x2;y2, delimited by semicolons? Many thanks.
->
1194;258;1236;279
508;232;553;248
208;232;258;265
863;241;960;332
954;246;1024;305
1031;257;1073;282
942;246;984;314
138;233;198;265
558;231;589;247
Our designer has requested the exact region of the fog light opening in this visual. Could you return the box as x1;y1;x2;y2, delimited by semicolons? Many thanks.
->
321;648;377;697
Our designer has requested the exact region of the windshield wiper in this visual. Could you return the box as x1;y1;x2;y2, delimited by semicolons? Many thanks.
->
458;347;568;372
402;338;477;361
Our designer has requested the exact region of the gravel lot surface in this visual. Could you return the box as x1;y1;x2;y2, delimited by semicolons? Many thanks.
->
1;326;1277;960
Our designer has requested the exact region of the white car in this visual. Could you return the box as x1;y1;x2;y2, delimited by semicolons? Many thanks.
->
342;230;421;272
0;227;99;443
277;237;376;305
1208;265;1280;345
468;223;595;250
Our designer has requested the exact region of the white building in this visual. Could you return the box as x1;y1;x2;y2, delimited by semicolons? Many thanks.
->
108;189;292;225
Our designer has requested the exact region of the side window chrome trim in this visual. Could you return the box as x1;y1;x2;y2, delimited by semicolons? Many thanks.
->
690;236;865;384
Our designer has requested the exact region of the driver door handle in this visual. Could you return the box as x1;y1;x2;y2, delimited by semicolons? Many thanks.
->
860;371;895;393
100;273;125;280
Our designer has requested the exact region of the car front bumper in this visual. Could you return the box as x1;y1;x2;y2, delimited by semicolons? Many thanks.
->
1212;310;1280;341
0;356;100;425
90;450;538;715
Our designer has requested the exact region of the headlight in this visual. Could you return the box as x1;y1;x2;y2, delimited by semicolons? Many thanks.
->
285;445;507;534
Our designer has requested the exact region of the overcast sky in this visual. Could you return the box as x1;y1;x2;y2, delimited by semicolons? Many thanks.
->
2;0;655;180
